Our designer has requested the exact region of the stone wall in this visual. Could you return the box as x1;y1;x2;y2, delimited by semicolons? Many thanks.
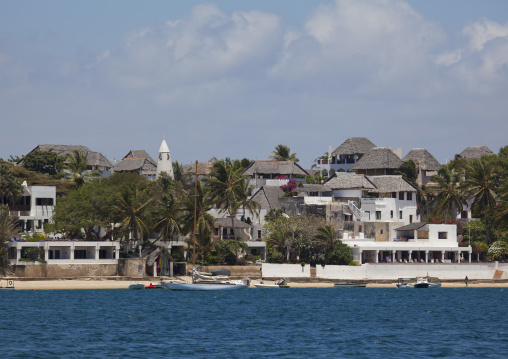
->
13;263;119;278
192;264;262;278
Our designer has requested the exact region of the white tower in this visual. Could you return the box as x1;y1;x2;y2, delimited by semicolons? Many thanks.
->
156;136;174;179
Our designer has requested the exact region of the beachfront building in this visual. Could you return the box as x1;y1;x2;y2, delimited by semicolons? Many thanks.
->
6;239;120;277
314;137;376;177
242;160;308;189
402;148;441;186
6;183;56;234
343;222;472;264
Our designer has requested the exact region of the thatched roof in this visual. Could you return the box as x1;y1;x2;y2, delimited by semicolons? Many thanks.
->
296;184;332;192
394;222;428;231
123;150;156;165
112;158;156;172
459;146;494;161
183;161;214;176
367;175;417;193
215;217;252;229
251;186;285;210
403;148;441;171
349;147;403;171
323;173;375;190
20;144;112;168
243;161;309;176
331;137;376;156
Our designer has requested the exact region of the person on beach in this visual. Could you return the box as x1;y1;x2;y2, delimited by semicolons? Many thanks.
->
465;276;468;287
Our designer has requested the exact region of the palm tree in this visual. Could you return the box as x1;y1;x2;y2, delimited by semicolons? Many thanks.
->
266;227;290;262
313;225;337;251
66;150;91;186
0;205;19;273
0;163;23;204
237;178;261;224
269;144;299;162
430;166;465;223
112;184;152;246
181;180;215;261
152;192;181;243
493;181;508;227
463;158;498;245
208;160;245;264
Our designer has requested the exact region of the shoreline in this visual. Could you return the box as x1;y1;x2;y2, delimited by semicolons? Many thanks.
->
4;277;508;290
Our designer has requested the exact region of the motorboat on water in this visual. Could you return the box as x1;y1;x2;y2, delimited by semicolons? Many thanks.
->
396;276;441;288
333;282;368;288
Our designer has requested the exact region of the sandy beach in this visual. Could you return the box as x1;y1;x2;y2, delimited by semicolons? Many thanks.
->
4;277;508;290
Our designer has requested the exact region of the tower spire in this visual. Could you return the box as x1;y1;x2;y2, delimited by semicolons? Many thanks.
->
156;136;173;179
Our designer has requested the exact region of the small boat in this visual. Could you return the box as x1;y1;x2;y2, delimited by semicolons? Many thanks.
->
254;284;280;288
166;269;248;291
396;276;441;288
145;283;166;289
128;283;145;290
333;282;368;288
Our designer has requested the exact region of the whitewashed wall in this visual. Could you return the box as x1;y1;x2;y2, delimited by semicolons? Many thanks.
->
262;263;311;278
262;263;508;280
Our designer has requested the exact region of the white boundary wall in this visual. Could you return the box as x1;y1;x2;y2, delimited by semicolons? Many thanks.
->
262;263;310;278
262;263;508;280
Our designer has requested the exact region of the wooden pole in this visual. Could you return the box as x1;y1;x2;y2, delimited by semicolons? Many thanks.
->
192;160;198;282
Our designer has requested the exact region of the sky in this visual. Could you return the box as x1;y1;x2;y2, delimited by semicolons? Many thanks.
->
1;0;508;169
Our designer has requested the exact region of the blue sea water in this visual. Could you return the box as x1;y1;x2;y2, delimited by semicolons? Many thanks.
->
0;287;506;359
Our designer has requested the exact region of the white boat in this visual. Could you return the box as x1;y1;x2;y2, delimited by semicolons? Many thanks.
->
0;279;15;291
254;284;280;288
396;276;441;288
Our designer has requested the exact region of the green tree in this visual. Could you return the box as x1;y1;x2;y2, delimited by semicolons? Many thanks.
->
66;150;93;186
269;144;299;162
151;192;181;243
209;160;245;264
0;205;19;273
430;166;465;223
237;178;260;224
48;181;114;239
181;180;215;262
21;150;65;175
463;158;498;245
487;240;508;261
112;183;152;245
0;163;23;204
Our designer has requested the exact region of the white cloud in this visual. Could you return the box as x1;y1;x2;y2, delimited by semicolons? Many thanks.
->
463;19;508;52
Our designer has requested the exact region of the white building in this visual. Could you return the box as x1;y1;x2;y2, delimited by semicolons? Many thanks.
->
156;137;173;179
8;183;56;233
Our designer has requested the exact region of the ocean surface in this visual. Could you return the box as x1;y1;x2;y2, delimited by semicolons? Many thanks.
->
1;287;506;358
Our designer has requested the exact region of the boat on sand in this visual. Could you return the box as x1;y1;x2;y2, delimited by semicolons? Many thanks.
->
333;282;368;288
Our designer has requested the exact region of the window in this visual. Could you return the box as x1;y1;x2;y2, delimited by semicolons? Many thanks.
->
258;230;262;239
438;232;448;239
390;210;394;219
409;215;413;224
399;211;403;219
392;192;396;198
407;192;413;201
36;198;54;206
376;211;381;220
398;192;404;200
74;250;87;259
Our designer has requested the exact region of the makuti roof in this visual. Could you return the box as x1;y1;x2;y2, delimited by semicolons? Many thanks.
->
21;144;112;168
366;175;417;193
403;148;441;171
112;158;156;172
323;173;375;190
459;146;494;160
123;150;156;166
349;147;403;171
394;222;428;231
331;137;376;156
243;161;309;176
250;186;285;210
215;217;252;229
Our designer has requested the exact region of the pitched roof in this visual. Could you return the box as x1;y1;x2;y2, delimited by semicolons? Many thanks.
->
394;222;428;231
403;148;441;171
296;184;332;192
250;186;285;210
366;175;417;193
243;161;309;176
331;137;376;156
323;173;375;190
215;217;252;229
124;150;156;165
459;146;494;160
21;144;112;168
349;147;403;171
112;158;156;172
183;161;214;176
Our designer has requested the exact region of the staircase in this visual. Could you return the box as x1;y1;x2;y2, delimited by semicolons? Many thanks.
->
348;200;369;220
